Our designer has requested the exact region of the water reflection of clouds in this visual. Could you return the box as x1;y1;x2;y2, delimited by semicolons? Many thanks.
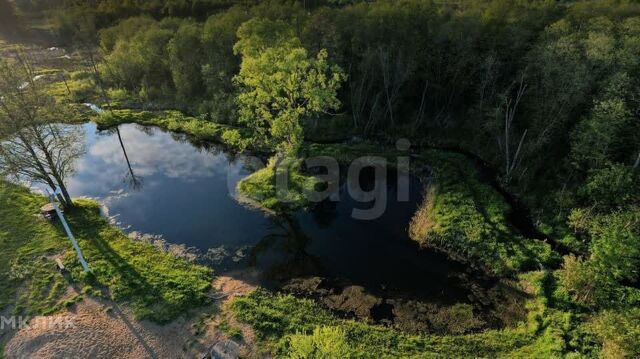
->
66;123;241;198
56;122;270;251
89;124;227;179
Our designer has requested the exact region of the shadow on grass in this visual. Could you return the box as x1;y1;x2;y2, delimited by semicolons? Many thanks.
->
60;204;171;321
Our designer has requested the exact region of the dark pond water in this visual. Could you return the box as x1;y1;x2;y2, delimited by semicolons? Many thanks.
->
38;123;473;303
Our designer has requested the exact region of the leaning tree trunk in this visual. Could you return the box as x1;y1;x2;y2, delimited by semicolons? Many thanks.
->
30;126;74;208
17;134;67;204
44;152;74;208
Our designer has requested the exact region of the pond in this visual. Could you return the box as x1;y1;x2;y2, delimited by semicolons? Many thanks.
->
37;122;478;307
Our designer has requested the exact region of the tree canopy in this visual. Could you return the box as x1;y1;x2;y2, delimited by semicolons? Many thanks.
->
232;18;345;155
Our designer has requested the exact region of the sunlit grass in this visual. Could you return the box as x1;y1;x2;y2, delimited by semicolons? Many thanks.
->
0;182;213;323
410;151;560;276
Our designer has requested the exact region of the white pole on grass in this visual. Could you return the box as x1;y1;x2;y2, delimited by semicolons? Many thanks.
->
46;187;90;273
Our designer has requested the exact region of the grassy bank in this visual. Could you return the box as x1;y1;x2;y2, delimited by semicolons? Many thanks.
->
236;157;320;212
0;182;213;324
0;182;69;316
306;142;560;276
409;151;559;276
229;271;596;357
93;109;244;145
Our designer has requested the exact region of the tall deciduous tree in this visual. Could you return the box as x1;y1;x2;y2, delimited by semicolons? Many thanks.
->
232;18;346;156
0;57;84;208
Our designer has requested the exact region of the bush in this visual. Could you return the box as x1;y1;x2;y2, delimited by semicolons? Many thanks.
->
579;163;638;210
589;309;640;358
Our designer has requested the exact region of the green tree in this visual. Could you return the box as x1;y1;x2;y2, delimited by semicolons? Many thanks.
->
102;19;176;100
571;73;636;172
201;6;250;120
167;20;204;104
579;163;639;211
233;18;346;155
0;58;84;208
561;208;640;307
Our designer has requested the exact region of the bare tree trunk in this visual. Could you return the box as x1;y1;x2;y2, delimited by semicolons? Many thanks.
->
634;152;640;170
30;126;74;208
364;92;382;134
413;81;428;130
379;48;395;127
377;47;410;129
60;71;72;97
503;76;528;182
17;134;66;204
352;65;374;130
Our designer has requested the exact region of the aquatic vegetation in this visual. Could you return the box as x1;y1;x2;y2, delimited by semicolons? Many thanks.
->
42;71;97;103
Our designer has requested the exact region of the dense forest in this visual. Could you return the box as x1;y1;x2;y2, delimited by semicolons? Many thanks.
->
0;0;639;357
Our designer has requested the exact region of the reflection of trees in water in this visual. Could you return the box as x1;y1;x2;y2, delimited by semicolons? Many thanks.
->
116;127;143;191
247;215;325;280
166;130;260;169
134;124;156;138
311;200;339;228
101;126;143;191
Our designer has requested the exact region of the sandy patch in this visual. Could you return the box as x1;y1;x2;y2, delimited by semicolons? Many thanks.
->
212;269;260;302
4;296;211;359
5;270;263;359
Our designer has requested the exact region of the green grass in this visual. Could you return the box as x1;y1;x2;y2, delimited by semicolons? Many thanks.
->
409;151;560;276
0;182;213;324
216;319;244;341
0;181;78;355
304;142;404;164
42;71;97;103
0;182;68;315
236;157;320;212
94;109;244;145
64;198;213;322
230;271;586;357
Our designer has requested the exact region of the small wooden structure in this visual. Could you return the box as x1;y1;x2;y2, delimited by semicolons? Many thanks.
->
55;258;67;273
40;203;58;221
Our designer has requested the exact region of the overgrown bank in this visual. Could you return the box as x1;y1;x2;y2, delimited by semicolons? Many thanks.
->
93;108;242;145
227;270;637;357
409;150;560;276
0;181;213;326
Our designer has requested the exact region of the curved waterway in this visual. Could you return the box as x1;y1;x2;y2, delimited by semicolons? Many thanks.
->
37;122;478;305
